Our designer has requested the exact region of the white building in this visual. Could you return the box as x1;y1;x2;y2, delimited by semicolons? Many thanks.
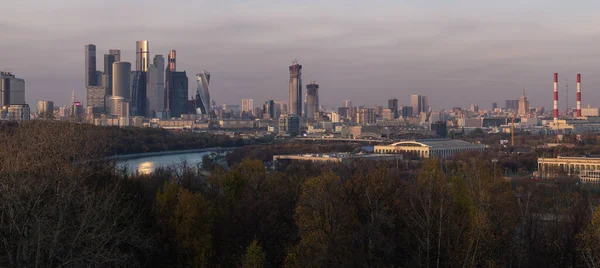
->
374;139;485;159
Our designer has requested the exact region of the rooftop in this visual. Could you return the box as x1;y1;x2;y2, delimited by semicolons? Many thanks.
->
389;139;484;149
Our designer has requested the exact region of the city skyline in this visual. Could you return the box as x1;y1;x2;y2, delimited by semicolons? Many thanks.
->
4;1;600;108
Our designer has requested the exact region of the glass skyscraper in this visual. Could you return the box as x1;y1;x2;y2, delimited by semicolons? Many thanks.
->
195;70;211;116
289;62;302;116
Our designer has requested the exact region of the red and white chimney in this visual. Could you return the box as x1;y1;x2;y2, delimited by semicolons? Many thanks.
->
554;73;559;122
577;73;581;117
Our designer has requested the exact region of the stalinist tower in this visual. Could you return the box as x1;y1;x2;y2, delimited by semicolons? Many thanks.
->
518;89;529;117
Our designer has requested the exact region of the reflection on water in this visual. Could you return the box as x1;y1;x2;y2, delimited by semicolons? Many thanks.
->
117;151;213;175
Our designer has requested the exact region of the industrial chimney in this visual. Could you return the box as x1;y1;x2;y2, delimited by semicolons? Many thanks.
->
577;74;582;117
554;73;559;122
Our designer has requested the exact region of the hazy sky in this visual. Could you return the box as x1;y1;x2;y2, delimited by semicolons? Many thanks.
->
2;0;600;110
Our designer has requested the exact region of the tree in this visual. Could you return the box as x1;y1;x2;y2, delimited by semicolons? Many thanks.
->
154;181;212;267
244;239;266;268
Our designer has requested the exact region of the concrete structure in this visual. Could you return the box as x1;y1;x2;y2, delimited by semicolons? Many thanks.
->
289;62;302;116
136;40;149;72
37;100;54;119
7;104;30;121
86;86;105;114
577;73;582;117
306;82;319;120
113;62;132;100
1;72;25;105
374;139;485;159
537;156;600;183
273;152;402;163
85;44;97;87
195;70;211;116
147;55;165;115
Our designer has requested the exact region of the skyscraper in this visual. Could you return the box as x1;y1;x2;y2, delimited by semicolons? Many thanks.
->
112;62;131;100
242;99;254;116
135;40;149;72
518;89;529;117
103;54;116;95
288;61;302;116
167;71;188;118
388;98;398;118
411;94;428;116
165;50;176;111
195;70;211;116
85;44;97;87
306;82;319;120
147;55;165;115
109;49;121;62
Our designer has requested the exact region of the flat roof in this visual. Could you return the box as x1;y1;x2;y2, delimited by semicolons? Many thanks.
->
386;139;484;149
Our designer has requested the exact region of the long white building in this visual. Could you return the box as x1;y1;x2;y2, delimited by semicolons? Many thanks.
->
374;139;485;159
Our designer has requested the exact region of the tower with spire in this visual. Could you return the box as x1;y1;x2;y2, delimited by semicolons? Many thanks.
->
518;88;529;117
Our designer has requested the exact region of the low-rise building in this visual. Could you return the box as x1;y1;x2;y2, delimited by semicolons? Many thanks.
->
273;152;401;163
537;156;600;183
374;139;485;158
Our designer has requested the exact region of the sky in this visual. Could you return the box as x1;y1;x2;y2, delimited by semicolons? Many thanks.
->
2;0;600;110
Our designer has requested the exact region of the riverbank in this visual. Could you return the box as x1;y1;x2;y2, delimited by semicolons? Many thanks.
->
109;147;236;161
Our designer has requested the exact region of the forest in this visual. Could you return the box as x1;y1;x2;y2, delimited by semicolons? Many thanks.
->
2;121;600;267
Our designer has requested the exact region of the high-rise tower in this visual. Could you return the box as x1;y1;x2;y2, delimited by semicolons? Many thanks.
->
288;60;302;116
388;98;398;118
103;54;116;95
85;44;97;87
112;62;132;100
147;55;165;114
518;89;529;117
306;82;319;120
165;50;176;111
109;49;121;62
136;40;149;72
195;70;211;116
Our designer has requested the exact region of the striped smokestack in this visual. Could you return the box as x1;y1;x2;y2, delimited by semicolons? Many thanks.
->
577;73;581;117
554;73;559;122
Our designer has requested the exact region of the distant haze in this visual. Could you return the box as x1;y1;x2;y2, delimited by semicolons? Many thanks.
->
3;0;600;110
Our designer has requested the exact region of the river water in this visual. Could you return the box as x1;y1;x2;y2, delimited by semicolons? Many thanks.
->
117;151;214;175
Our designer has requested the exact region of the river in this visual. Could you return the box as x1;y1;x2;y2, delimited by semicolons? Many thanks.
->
116;149;227;175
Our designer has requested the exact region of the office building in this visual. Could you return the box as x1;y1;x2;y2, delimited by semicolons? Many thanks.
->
411;94;428;116
195;70;211;116
112;62;131;100
359;108;376;125
279;115;300;136
388;98;398;118
492;102;498;110
306;82;319;120
401;106;413;118
289;62;302;116
167;71;188;118
147;55;165;115
7;104;30;121
85;44;97;87
263;100;276;119
505;99;519;111
242;99;254;114
37;100;54;119
431;121;447;138
343;100;352;108
102;54;116;95
86;86;105;114
382;108;393;120
109;49;121;62
71;102;84;122
136;40;149;72
1;72;25;105
470;104;479;113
